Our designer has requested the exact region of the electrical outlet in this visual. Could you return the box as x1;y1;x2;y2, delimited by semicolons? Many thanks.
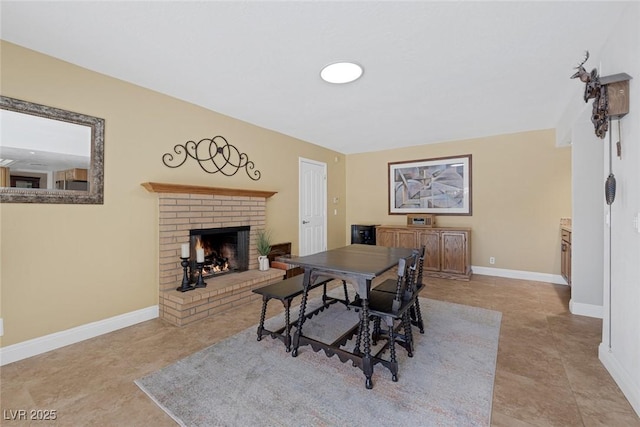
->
489;257;496;265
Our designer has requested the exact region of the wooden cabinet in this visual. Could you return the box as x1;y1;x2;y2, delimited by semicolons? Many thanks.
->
376;225;471;280
55;168;89;190
561;228;571;286
376;227;419;248
375;228;397;247
397;228;419;248
441;231;469;276
67;168;88;181
418;229;441;272
0;167;10;187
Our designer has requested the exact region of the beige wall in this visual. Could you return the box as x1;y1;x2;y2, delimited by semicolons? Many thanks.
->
0;41;346;346
0;40;570;348
346;131;572;274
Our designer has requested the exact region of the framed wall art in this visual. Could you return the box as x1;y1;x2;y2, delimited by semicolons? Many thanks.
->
388;154;472;215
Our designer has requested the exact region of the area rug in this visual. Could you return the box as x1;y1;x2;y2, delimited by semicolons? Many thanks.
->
135;296;502;427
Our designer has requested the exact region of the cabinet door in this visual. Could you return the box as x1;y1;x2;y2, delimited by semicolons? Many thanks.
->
562;241;572;286
440;231;468;275
567;242;571;285
560;230;572;286
397;229;418;248
73;168;88;181
418;230;440;271
561;241;569;283
376;229;397;247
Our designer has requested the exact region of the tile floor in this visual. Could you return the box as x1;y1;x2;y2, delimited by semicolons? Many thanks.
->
1;274;639;426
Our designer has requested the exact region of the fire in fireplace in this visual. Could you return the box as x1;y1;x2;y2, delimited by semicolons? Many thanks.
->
189;226;250;281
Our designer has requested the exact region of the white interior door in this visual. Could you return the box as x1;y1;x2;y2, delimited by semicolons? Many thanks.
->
299;158;327;256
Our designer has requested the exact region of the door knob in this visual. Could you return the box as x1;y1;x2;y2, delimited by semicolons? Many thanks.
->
302;220;310;224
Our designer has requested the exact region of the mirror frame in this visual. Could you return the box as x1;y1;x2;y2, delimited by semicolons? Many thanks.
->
0;96;104;204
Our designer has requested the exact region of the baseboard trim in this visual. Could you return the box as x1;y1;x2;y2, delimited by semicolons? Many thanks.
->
0;306;159;366
471;266;567;285
599;343;640;418
472;266;605;319
569;299;604;319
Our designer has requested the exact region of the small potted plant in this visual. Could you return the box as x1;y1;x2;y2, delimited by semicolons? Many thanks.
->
256;229;272;271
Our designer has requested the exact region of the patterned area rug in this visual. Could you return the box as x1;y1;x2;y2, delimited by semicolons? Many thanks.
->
136;296;501;427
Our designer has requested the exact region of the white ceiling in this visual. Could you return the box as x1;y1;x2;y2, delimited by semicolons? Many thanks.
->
0;1;630;155
0;109;91;173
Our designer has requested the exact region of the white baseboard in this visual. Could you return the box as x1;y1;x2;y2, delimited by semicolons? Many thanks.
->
599;343;640;418
569;299;604;319
0;306;159;366
471;265;567;285
472;266;604;319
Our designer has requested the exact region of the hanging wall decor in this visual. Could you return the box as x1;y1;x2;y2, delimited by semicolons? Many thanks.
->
570;51;608;138
570;51;632;205
388;154;472;215
162;135;261;181
571;51;632;139
605;120;617;205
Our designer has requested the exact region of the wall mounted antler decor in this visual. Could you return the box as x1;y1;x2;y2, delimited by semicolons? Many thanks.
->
162;135;261;181
570;51;609;138
571;51;633;206
570;51;632;139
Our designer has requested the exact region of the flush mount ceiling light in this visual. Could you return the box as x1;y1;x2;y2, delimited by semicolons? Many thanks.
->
320;62;363;84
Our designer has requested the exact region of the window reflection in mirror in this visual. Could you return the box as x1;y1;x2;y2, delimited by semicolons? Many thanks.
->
0;96;104;204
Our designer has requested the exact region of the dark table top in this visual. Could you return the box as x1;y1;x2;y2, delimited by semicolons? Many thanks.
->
287;244;415;281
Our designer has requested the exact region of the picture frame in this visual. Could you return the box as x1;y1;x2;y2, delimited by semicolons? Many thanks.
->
388;154;472;215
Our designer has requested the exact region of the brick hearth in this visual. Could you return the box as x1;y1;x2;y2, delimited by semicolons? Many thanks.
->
160;269;284;326
143;183;281;326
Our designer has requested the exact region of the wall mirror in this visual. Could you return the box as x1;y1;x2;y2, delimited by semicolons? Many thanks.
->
0;96;104;204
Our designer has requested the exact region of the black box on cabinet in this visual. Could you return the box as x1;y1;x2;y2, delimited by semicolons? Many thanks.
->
351;225;377;245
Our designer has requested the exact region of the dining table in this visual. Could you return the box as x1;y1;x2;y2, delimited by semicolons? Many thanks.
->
286;244;416;389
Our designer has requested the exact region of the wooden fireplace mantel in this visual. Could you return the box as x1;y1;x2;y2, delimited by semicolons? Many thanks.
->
141;182;277;198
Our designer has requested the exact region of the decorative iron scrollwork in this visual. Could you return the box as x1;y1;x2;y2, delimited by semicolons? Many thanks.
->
162;136;261;181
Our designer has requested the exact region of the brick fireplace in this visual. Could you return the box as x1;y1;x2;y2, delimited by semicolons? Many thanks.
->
143;182;283;326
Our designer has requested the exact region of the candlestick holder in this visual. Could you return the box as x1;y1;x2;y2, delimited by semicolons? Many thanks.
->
195;262;207;288
177;257;195;292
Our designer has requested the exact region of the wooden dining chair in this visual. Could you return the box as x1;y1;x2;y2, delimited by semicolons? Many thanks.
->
371;246;425;333
350;252;418;382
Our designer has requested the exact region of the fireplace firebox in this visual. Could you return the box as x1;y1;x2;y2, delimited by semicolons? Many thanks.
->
189;226;250;282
